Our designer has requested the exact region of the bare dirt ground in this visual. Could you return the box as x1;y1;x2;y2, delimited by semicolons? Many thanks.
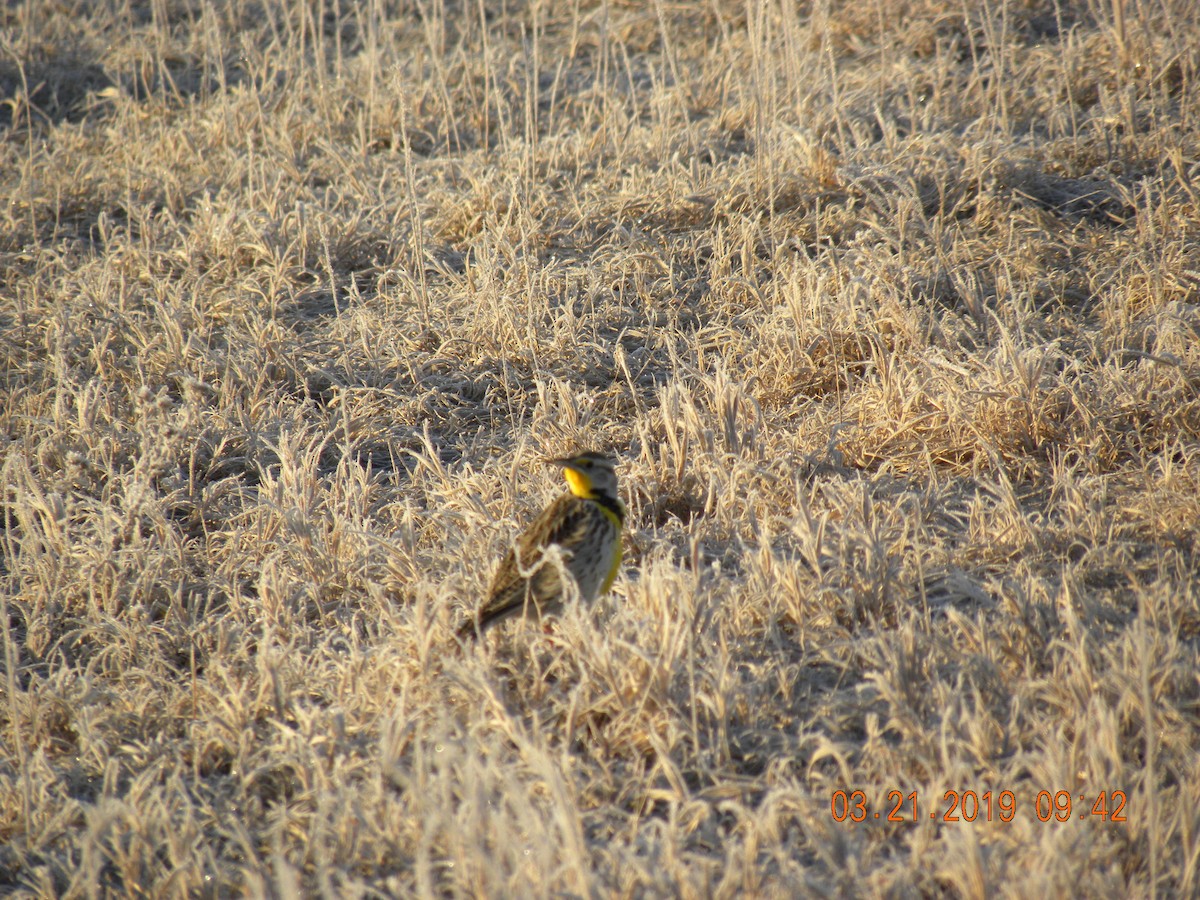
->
3;0;1199;895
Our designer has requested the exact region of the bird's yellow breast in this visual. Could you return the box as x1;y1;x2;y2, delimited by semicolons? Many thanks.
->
595;502;623;593
601;540;622;594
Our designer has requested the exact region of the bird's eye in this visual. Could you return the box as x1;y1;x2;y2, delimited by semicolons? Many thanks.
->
581;459;592;468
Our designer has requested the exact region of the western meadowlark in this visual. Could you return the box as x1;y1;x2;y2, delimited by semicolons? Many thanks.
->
458;452;624;639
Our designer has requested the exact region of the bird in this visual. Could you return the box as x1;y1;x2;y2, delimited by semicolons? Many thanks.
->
458;452;625;639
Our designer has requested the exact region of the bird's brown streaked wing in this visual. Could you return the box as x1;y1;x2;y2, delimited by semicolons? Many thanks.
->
487;495;577;593
537;496;596;551
457;559;525;639
460;495;589;637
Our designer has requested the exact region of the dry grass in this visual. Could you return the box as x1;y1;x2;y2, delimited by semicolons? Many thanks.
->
3;0;1200;895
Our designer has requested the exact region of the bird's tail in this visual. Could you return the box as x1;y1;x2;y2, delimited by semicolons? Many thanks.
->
455;619;480;641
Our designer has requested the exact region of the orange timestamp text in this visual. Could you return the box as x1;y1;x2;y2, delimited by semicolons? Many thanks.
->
830;789;1128;823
